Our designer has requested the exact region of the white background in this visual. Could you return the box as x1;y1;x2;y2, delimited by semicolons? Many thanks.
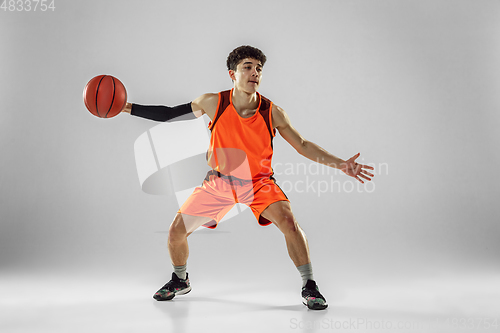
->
1;1;499;332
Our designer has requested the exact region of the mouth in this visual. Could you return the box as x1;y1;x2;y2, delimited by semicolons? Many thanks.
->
249;81;259;84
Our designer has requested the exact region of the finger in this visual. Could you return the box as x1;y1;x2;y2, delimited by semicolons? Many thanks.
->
360;171;371;178
359;173;372;181
355;176;364;184
351;153;361;161
361;170;375;177
360;164;374;170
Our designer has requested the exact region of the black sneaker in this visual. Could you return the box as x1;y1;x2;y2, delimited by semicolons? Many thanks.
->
301;280;328;310
153;272;191;301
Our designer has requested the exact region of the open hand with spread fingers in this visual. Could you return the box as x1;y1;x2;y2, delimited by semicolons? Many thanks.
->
340;153;375;184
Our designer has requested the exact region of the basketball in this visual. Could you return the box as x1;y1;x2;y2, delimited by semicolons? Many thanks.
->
83;75;127;118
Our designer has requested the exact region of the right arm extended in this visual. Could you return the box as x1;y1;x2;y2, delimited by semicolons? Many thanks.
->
121;93;218;121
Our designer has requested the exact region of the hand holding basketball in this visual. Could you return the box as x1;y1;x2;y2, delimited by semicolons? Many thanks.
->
83;75;127;118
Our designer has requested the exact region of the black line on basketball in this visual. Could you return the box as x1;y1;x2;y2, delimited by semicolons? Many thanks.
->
95;75;106;118
106;76;116;118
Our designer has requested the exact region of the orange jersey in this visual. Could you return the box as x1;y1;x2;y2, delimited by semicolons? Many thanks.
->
207;89;275;181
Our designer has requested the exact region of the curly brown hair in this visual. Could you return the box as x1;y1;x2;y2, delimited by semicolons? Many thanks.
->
226;45;267;71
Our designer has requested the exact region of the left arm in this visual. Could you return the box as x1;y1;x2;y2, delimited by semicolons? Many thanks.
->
272;105;374;183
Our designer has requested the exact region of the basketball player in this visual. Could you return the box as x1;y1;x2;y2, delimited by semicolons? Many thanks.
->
121;46;374;310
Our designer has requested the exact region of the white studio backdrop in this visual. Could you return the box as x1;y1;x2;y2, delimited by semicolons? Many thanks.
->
0;0;499;288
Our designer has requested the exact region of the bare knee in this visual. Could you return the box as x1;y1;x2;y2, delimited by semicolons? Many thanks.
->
168;213;188;243
276;213;299;235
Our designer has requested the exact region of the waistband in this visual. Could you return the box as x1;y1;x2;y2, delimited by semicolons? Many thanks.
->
204;170;254;187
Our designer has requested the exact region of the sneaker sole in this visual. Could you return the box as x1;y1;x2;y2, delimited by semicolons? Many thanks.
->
302;297;328;310
153;286;192;301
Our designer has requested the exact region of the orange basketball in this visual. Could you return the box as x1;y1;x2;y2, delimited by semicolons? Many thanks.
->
83;75;127;118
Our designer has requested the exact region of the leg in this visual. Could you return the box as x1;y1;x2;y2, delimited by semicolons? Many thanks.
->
155;173;233;301
260;201;310;267
168;173;236;266
154;213;212;301
168;212;212;266
261;200;328;310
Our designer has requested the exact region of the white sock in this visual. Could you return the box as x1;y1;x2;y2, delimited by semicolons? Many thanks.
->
173;264;187;280
297;263;314;287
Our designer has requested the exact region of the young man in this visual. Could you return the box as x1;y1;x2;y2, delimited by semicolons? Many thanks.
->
122;45;374;310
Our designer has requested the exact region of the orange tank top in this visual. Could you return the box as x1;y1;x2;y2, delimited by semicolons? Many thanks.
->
207;89;275;181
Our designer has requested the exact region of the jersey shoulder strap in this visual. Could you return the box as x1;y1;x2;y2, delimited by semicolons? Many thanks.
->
258;94;275;139
208;90;231;131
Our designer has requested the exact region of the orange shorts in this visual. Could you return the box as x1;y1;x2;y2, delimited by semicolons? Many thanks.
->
179;170;289;229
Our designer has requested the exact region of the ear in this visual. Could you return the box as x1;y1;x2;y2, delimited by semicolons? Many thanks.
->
228;69;236;81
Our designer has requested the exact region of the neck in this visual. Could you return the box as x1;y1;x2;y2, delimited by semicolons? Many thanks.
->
231;86;259;111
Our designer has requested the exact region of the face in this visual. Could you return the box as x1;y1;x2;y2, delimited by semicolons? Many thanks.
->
229;58;263;93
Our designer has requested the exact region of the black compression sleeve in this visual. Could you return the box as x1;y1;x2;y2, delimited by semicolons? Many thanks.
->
131;102;196;122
